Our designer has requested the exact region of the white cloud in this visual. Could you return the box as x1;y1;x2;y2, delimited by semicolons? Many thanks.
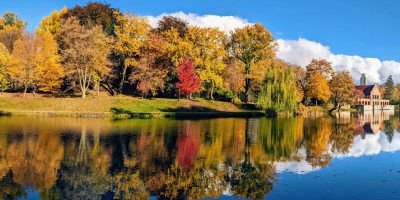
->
145;12;251;34
277;38;400;84
145;12;398;84
277;131;400;174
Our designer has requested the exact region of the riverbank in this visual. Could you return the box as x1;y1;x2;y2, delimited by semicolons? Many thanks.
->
0;93;264;119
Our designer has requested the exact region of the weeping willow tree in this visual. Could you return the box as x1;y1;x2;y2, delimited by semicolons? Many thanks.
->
257;61;298;114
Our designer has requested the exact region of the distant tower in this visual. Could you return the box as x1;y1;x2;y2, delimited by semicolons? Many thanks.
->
360;73;366;85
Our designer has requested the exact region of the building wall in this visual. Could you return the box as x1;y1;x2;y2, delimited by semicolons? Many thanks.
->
357;105;394;111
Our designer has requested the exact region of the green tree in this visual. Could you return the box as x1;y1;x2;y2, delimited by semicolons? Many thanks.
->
384;75;395;101
257;61;298;114
229;23;276;103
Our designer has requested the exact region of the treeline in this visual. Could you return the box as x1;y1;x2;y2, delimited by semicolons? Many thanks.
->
0;2;397;114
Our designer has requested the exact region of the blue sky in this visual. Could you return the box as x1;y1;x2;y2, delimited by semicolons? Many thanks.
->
1;0;399;83
1;0;398;61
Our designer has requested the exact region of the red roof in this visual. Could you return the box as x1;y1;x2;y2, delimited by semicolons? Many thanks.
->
355;85;375;96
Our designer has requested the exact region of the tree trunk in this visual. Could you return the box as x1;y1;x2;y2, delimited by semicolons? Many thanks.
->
210;86;214;100
96;81;100;96
118;66;127;94
100;81;115;96
82;88;86;99
23;84;28;97
244;77;251;103
329;101;339;114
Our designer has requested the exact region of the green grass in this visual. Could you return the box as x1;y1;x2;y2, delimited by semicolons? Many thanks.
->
0;93;260;118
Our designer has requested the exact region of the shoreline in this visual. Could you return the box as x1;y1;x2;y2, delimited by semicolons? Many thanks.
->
0;110;265;119
0;94;265;119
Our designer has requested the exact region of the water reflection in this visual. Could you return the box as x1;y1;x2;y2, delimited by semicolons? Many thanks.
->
0;112;398;199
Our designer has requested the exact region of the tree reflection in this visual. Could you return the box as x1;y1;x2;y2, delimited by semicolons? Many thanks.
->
304;118;333;167
330;118;354;154
226;119;276;200
259;117;304;161
0;171;26;200
0;114;398;199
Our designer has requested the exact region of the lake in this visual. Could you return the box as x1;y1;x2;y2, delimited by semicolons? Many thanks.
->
0;111;399;199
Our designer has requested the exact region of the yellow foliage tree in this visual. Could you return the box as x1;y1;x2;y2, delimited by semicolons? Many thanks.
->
58;17;111;98
34;32;64;93
229;23;276;103
185;27;227;99
0;12;26;52
305;72;331;103
329;71;355;112
0;43;10;94
305;59;333;104
9;34;36;96
37;7;68;36
113;13;150;94
163;28;192;68
9;32;63;96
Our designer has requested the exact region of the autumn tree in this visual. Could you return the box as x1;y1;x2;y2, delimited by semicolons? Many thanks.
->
58;17;111;98
9;32;63;96
129;32;168;98
304;59;333;105
229;23;276;103
34;32;64;93
384;75;395;101
9;33;36;96
185;27;227;99
63;2;119;36
292;65;306;102
157;16;188;37
0;43;10;94
224;59;245;103
113;13;150;94
329;71;355;113
393;83;400;104
0;12;26;52
176;57;201;99
37;7;68;36
161;28;192;97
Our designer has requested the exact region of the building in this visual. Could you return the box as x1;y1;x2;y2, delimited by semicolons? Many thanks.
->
354;74;394;111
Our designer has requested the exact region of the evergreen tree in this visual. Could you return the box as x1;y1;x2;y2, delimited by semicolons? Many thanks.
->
384;75;395;101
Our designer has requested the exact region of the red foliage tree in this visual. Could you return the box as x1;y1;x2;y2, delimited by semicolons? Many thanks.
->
176;57;201;99
137;80;151;98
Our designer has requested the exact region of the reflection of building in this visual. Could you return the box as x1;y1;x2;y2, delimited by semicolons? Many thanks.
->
354;74;394;111
353;110;394;135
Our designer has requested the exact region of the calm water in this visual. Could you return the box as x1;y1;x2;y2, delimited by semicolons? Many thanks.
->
0;111;399;200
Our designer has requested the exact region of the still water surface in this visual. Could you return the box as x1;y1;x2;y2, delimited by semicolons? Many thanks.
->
0;111;399;199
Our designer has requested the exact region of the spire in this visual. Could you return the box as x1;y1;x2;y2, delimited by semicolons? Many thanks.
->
360;73;366;85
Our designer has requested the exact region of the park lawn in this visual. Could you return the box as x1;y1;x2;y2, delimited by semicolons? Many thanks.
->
0;93;245;117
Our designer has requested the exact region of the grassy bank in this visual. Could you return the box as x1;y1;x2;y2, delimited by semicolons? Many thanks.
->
0;93;263;119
